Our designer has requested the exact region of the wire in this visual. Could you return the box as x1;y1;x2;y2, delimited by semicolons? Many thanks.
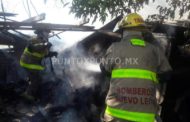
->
26;0;31;17
30;0;39;15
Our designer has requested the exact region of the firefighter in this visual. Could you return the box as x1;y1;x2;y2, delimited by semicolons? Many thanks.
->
100;13;172;122
20;29;57;100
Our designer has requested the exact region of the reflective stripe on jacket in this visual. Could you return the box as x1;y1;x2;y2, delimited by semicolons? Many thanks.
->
112;68;158;84
106;67;158;122
20;47;45;70
106;106;155;122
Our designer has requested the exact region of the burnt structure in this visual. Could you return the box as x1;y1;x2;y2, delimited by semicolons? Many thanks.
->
0;17;190;122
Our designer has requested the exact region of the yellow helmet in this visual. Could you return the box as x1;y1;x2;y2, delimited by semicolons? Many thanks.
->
118;13;146;29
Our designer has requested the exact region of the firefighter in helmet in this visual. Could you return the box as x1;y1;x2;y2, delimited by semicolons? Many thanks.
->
20;29;57;100
100;13;172;122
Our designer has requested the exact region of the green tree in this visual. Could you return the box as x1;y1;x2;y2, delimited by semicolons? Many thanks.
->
70;0;155;23
46;0;190;23
157;0;190;19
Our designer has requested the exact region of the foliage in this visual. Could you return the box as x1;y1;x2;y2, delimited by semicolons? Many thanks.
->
46;0;190;23
69;0;154;23
157;0;190;19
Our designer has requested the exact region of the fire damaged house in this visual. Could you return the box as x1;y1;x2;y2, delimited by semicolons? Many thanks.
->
0;14;190;122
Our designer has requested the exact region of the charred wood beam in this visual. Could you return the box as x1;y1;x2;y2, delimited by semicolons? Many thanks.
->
0;12;17;17
0;21;94;31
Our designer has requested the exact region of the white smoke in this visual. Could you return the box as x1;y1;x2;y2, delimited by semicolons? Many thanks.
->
84;63;101;72
49;32;103;89
45;32;103;122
